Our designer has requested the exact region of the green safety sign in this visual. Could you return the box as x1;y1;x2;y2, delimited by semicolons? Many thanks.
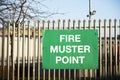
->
42;30;98;69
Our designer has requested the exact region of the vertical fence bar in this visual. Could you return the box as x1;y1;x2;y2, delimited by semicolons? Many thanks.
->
58;19;61;80
93;20;97;79
78;20;81;80
109;19;112;76
27;21;30;80
33;21;36;80
68;19;71;80
114;19;118;76
89;20;91;29
73;20;76;80
63;20;66;80
53;20;56;80
104;19;107;77
99;19;102;79
17;22;20;80
38;21;41;80
7;22;10;80
83;20;88;79
47;20;51;80
83;20;86;29
73;20;76;29
43;20;46;80
78;20;81;29
22;21;25;80
12;22;15;80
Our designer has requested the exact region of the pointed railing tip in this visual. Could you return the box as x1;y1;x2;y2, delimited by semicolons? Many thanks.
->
53;20;55;23
73;20;76;22
42;20;45;23
99;19;102;22
104;19;107;22
58;19;60;22
63;19;65;22
47;20;50;23
114;19;117;22
68;19;71;22
78;20;81;22
109;19;112;22
93;19;96;23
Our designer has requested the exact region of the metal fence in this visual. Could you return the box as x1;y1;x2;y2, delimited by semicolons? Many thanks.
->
0;19;120;80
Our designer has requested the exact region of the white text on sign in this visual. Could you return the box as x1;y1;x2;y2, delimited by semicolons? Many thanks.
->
60;35;81;42
49;34;91;65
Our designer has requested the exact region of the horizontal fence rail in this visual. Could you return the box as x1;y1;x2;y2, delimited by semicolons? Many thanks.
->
0;19;120;80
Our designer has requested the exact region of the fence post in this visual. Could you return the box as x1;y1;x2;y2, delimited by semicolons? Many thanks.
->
58;19;61;80
11;22;15;80
27;21;30;80
63;20;66;80
93;20;97;79
22;21;25;80
33;21;36;80
114;19;118;76
7;22;10;80
104;19;107;78
38;20;41;80
78;20;81;80
17;21;20;80
109;19;112;77
99;19;102;79
68;19;71;80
